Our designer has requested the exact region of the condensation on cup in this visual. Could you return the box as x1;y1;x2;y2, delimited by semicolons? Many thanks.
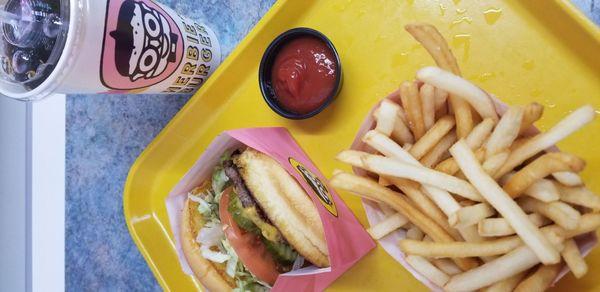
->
0;0;221;100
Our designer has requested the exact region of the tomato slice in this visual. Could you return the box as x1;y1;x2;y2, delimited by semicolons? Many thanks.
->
219;188;280;285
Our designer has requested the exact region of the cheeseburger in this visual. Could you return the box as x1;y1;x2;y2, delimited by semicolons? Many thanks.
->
180;148;329;291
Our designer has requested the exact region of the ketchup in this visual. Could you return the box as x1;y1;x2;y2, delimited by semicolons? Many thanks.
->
271;36;337;115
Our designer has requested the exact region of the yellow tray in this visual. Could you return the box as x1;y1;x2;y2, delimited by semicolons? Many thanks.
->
124;0;600;291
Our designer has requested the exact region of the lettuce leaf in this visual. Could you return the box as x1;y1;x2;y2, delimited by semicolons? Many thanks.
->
227;192;298;268
212;152;232;195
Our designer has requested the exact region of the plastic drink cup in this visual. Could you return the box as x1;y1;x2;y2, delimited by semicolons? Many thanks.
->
0;0;221;100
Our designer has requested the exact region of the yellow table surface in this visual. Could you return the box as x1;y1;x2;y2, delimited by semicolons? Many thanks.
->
124;0;600;291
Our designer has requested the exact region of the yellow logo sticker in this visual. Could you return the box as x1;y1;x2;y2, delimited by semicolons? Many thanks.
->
289;157;338;217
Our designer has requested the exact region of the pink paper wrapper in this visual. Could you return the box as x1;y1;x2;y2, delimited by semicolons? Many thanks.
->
350;92;598;290
166;127;375;291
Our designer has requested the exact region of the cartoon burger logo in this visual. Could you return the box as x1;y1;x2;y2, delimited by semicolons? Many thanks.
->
289;157;338;217
101;0;183;90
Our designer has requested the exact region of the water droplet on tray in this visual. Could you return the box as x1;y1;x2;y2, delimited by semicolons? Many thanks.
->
483;7;503;25
544;99;556;109
452;34;471;60
450;16;473;28
439;3;447;16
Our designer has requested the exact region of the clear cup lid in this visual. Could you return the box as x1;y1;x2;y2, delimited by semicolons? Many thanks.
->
0;0;69;96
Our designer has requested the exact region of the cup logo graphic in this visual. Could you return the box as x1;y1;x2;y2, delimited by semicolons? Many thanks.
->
101;0;183;90
289;157;338;217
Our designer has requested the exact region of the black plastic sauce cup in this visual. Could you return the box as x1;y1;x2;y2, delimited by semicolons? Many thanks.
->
259;28;342;120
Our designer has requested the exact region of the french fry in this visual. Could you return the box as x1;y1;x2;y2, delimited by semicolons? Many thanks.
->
456;224;485;243
449;203;496;228
495;105;596;179
423;187;463;217
435;148;485;175
420;132;457;168
434;87;449;117
374;99;399;136
478;213;550;237
450;140;561;265
434;117;493;172
391;112;415;145
456;224;498;263
397;106;409;124
406;255;450;287
432;258;462;276
561;238;588;278
329;172;478;270
339;147;462;224
406;225;425;240
519;197;581;230
330;172;445;241
434;116;494;174
454;225;497;264
367;213;409;240
446;217;597;292
444;245;541;291
523;178;560;202
336;149;368;167
482;150;509;177
482;271;527;292
554;183;600;210
399;236;522;258
510;137;531;151
542;229;566;252
519;102;544;134
362;155;484;202
548;213;600;239
458;200;476;207
361;130;417;164
466;118;495;149
405;23;461;74
331;169;344;176
552;171;583;187
401;81;427;140
360;131;463;215
378;176;392;187
420;83;436;130
404;23;474;138
387;177;463;240
498;171;514;186
485;106;524;158
416;66;499;122
503;152;586;198
514;263;562;292
410;115;456;160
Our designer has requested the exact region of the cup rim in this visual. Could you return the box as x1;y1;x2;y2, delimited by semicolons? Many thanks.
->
258;27;342;120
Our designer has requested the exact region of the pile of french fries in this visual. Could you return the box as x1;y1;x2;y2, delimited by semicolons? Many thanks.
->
330;23;600;292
